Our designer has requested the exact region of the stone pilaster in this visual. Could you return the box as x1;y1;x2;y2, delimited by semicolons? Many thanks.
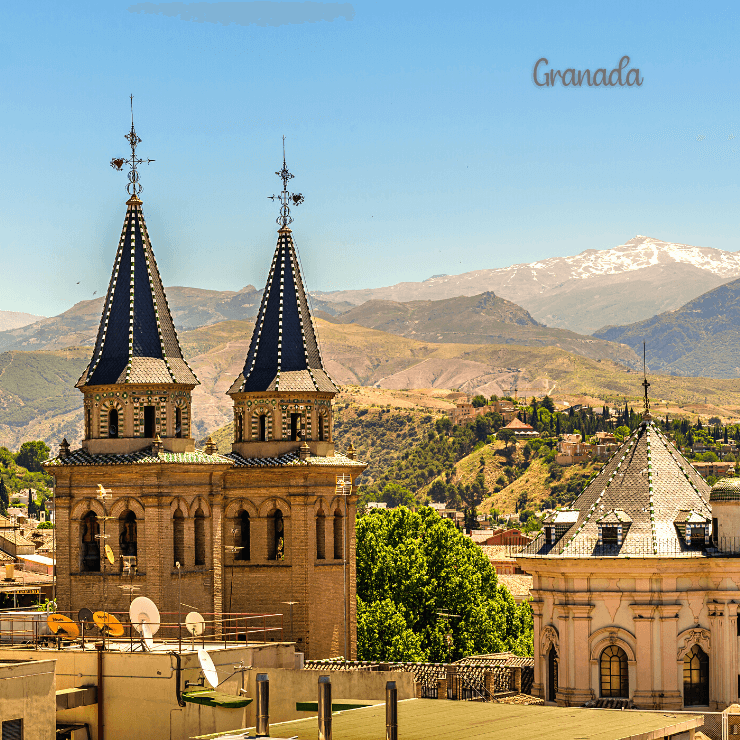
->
656;605;682;710
630;604;656;708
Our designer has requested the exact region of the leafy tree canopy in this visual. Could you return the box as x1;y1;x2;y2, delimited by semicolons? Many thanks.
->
540;395;555;413
356;507;533;662
471;395;487;408
15;441;50;473
380;482;415;509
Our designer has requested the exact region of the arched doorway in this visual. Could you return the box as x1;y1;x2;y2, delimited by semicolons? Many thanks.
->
547;646;558;702
600;645;628;698
683;644;709;706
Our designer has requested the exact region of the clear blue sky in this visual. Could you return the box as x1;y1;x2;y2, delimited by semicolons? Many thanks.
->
0;0;738;316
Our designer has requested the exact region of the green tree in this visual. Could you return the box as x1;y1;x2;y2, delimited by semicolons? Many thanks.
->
497;429;516;448
614;425;630;441
0;479;8;516
429;479;448;504
471;395;487;408
15;441;50;473
381;482;415;509
356;507;532;662
541;396;555;413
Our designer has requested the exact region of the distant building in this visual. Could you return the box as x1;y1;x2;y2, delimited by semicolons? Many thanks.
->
366;502;387;509
502;418;538;438
692;461;735;479
450;399;518;426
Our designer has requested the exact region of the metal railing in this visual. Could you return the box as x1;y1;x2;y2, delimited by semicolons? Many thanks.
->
0;609;283;649
520;536;712;558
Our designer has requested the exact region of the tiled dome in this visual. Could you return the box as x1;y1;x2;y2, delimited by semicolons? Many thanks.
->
710;477;740;502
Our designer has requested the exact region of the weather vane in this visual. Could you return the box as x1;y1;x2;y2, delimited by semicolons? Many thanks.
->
268;136;304;227
110;95;155;197
642;341;651;417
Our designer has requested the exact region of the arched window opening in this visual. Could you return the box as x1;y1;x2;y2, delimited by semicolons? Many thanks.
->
318;414;326;442
144;405;156;438
291;413;302;441
269;510;285;560
85;408;92;439
333;508;343;560
235;511;250;561
194;508;206;566
108;408;119;439
81;512;100;572
683;644;709;706
259;415;267;442
235;412;243;442
316;511;326;560
547;647;558;702
175;407;182;438
600;646;628;698
173;509;184;567
119;510;137;560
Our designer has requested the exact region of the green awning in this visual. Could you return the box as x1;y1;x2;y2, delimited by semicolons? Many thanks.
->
296;700;377;713
183;690;253;709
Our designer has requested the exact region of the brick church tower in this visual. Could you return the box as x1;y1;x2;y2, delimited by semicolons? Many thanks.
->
46;117;364;659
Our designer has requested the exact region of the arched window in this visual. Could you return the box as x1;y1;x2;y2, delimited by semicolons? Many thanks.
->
235;511;250;561
683;644;709;706
85;408;92;439
81;512;100;572
119;510;137;559
600;646;628;698
194;508;206;566
547;647;558;702
235;412;243;442
175;407;182;438
333;508;343;560
316;510;326;560
318;413;326;442
108;408;119;438
173;510;184;567
269;510;285;560
259;415;267;442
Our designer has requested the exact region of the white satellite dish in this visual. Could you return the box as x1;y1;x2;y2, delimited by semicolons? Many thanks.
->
185;611;205;638
129;596;161;636
141;621;154;651
198;648;219;688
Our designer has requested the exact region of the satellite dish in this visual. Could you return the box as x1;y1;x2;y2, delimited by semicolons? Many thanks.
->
198;648;219;688
185;611;205;638
129;596;160;636
105;544;115;565
141;621;154;651
78;608;94;625
93;611;124;638
47;613;80;639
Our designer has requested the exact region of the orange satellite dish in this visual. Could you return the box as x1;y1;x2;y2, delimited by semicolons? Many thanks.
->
104;544;115;565
93;611;124;637
47;613;80;639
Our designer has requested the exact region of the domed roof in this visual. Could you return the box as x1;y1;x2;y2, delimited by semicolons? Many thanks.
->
710;477;740;502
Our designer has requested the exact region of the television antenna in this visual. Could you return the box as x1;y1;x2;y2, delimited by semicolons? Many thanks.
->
78;607;94;648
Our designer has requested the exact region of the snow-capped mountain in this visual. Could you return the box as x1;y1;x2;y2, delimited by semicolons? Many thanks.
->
317;236;740;335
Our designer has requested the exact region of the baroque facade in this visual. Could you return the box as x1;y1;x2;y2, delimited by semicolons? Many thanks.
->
519;409;740;710
45;136;364;659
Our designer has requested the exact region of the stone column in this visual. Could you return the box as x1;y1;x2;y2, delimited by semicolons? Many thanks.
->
530;600;545;700
555;605;571;705
630;604;656;708
570;604;594;705
728;603;739;705
656;605;682;710
708;604;724;710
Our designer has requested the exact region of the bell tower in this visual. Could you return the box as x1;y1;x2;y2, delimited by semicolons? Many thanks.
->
76;101;199;454
228;140;337;457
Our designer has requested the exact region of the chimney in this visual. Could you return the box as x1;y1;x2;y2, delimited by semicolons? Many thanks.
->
204;437;218;455
58;438;70;460
299;441;311;461
151;435;163;456
318;675;332;740
255;673;269;737
346;442;355;460
4;562;15;581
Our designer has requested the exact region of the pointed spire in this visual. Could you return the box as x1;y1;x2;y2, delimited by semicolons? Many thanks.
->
78;108;197;389
229;143;334;396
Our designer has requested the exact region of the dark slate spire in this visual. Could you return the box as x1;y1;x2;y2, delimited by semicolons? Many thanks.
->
77;194;198;388
228;226;336;394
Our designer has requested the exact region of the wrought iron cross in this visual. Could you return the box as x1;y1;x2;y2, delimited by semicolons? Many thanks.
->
110;95;155;196
269;136;304;227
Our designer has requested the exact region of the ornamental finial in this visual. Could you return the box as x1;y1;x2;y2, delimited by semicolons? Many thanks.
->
642;341;651;420
110;95;155;197
268;136;304;227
